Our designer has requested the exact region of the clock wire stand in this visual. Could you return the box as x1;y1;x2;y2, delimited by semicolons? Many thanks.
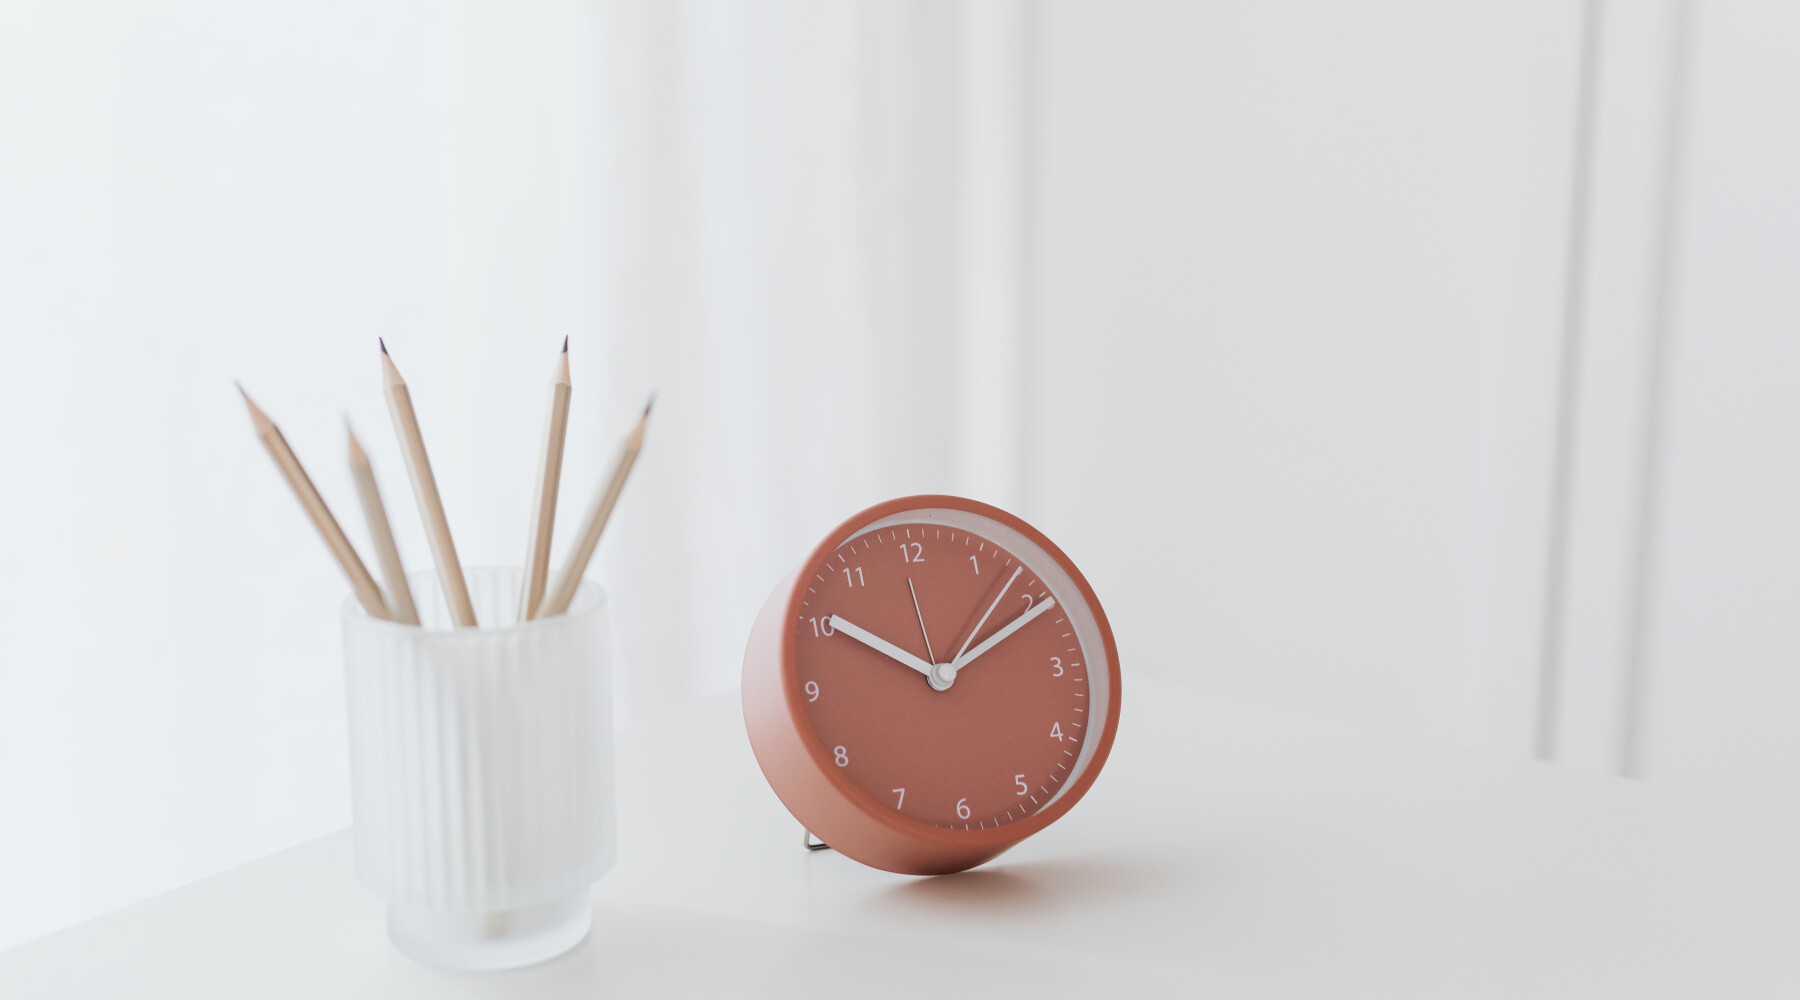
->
802;829;832;852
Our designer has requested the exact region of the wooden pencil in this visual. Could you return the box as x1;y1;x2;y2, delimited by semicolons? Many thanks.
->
379;339;478;628
346;421;420;626
535;396;653;619
239;384;391;620
517;337;572;622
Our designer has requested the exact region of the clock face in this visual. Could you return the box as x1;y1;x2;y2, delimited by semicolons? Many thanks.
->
789;507;1110;831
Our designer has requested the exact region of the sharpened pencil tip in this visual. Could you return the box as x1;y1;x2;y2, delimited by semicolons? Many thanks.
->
562;335;568;354
237;382;272;431
378;337;388;355
644;393;655;418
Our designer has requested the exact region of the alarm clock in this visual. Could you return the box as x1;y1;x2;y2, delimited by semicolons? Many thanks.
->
742;495;1121;875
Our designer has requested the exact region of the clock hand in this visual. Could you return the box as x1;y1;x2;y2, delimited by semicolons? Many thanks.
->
951;566;1024;666
827;615;936;679
950;596;1056;673
906;578;938;665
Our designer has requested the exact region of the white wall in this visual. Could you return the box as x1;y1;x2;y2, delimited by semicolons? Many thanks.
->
1029;0;1581;751
1633;0;1800;788
0;0;1792;957
1507;0;1800;787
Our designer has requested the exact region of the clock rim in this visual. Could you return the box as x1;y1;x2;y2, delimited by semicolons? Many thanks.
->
772;494;1122;859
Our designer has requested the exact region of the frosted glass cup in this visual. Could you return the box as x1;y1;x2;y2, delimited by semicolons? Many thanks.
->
341;568;615;971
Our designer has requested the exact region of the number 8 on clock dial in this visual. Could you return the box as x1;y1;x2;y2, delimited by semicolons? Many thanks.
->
742;495;1122;875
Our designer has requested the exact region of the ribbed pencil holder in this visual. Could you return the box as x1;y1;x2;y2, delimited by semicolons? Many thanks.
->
341;567;615;971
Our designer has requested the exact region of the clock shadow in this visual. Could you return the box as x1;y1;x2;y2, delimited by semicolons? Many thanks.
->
872;852;1172;919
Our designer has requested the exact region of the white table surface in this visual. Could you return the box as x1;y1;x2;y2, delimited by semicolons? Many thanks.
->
4;675;1796;998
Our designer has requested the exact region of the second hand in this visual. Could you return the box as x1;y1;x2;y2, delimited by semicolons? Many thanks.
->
952;565;1023;666
907;578;938;666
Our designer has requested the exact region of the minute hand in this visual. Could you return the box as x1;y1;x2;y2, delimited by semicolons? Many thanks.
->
952;597;1056;671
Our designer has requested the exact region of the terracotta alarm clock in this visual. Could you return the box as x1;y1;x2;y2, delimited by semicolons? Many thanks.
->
742;495;1121;875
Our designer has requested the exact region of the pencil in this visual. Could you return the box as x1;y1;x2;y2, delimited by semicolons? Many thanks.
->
239;384;391;620
346;421;420;626
535;395;653;619
517;337;572;622
380;339;478;628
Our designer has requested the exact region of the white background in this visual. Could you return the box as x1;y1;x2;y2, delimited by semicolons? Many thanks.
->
2;0;1796;952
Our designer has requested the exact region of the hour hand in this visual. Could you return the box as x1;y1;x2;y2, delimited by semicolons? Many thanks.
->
828;615;936;678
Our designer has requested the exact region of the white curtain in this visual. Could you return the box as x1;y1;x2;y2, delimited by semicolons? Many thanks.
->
584;0;1035;712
